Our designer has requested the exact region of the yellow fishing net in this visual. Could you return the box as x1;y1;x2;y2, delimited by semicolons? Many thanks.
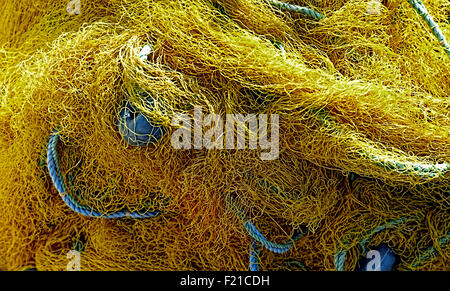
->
0;0;448;271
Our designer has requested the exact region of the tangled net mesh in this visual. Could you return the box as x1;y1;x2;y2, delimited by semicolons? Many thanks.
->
0;0;448;271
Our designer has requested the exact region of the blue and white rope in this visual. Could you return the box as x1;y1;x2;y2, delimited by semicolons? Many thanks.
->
250;240;262;271
268;0;324;20
408;0;450;58
244;221;303;254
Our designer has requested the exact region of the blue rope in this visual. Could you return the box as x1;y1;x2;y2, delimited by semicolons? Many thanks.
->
334;249;347;272
225;194;303;255
244;221;303;254
268;0;324;20
313;108;450;178
47;130;160;219
408;0;450;58
250;240;261;271
232;177;305;270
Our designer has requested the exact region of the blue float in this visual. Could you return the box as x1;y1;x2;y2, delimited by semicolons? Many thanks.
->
118;98;165;146
358;244;397;271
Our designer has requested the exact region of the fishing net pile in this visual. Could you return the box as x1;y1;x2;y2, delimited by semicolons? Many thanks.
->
0;0;448;271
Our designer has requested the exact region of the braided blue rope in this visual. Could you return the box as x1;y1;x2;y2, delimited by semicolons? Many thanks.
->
408;0;450;58
244;221;303;254
250;240;261;271
268;0;324;20
47;131;67;194
225;193;304;254
313;108;450;178
47;130;160;219
334;249;347;272
235;176;305;270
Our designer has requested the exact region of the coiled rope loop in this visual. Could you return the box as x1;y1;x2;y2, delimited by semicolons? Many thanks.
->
47;129;160;219
226;193;303;253
244;221;304;254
